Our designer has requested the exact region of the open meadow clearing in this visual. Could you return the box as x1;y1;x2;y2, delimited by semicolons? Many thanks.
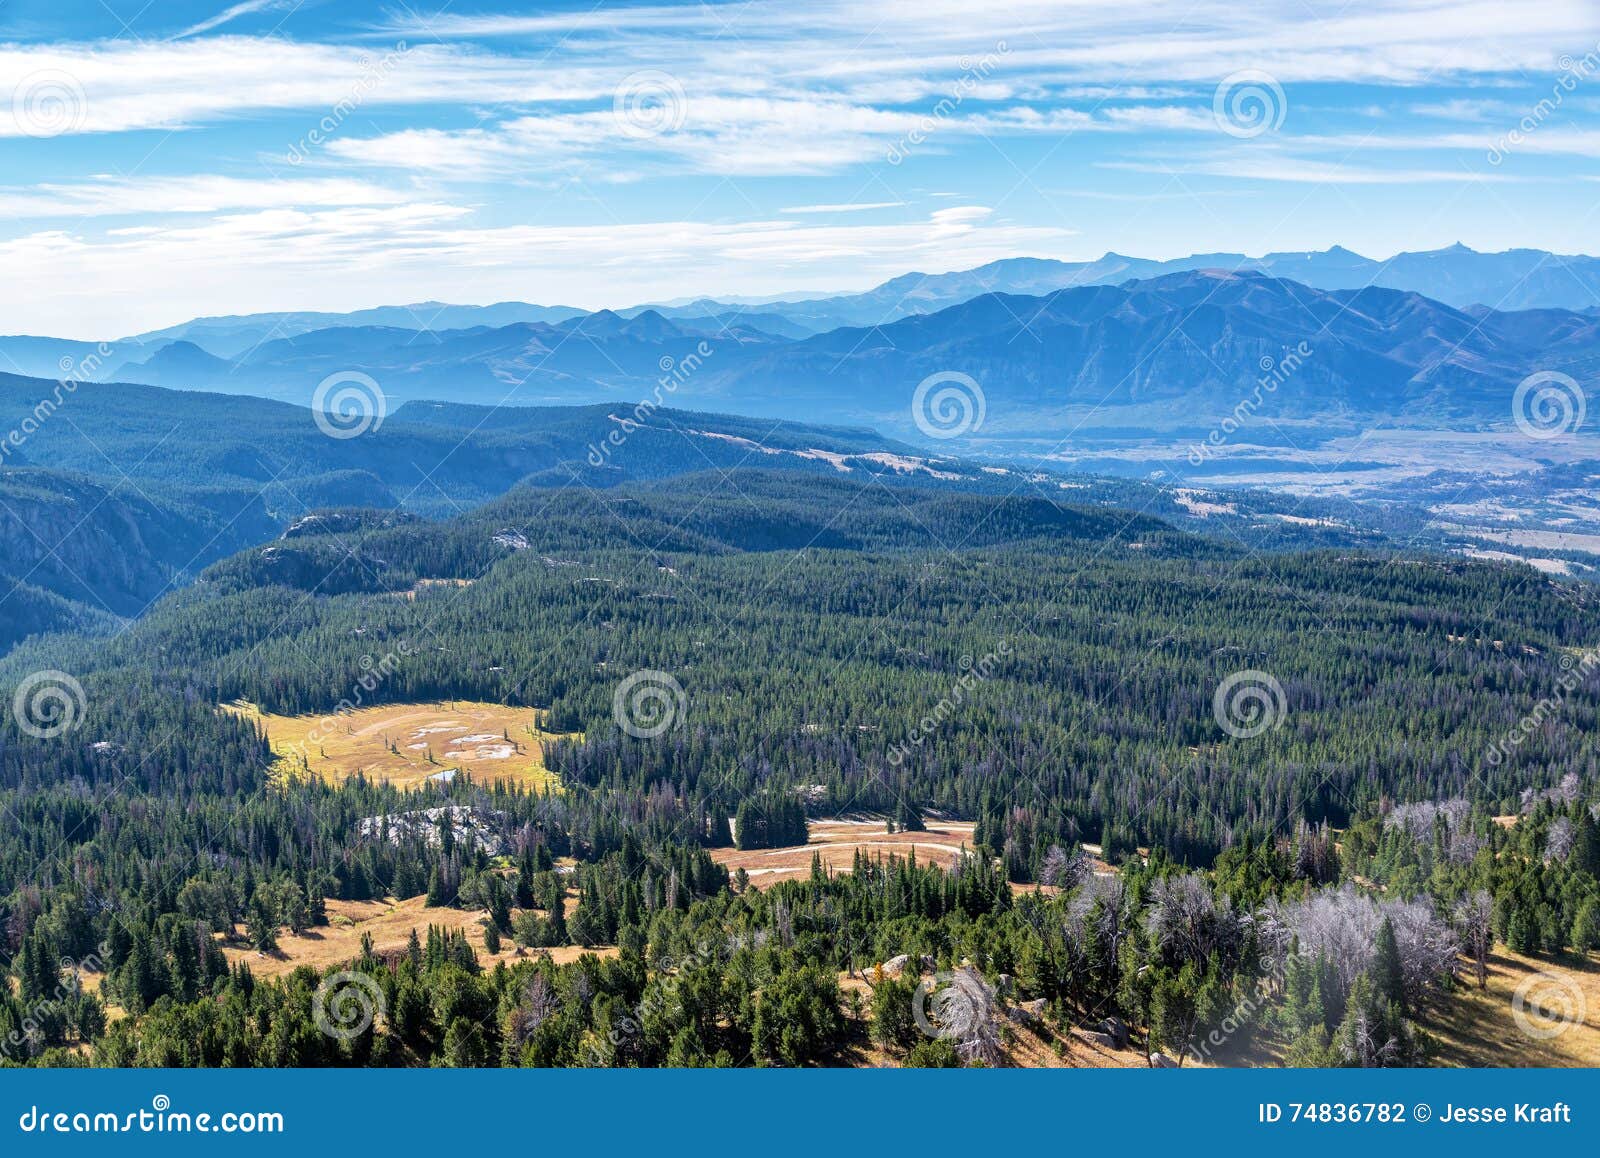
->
223;700;572;790
711;817;979;887
711;817;1115;891
217;895;615;979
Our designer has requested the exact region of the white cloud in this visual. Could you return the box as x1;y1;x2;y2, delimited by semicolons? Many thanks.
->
0;175;412;218
0;205;1076;337
0;38;597;137
2;1;1594;142
327;100;1137;179
780;201;907;213
1292;127;1600;159
390;0;1599;85
173;1;293;40
1106;157;1525;184
1;0;1594;334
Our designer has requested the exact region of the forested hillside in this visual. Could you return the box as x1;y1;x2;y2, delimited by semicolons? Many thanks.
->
2;468;1596;1067
0;376;1411;657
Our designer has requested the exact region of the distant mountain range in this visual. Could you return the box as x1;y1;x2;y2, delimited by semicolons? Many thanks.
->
130;300;590;358
0;243;1593;475
6;268;1588;443
3;242;1598;382
689;243;1600;331
694;269;1600;436
92;308;786;404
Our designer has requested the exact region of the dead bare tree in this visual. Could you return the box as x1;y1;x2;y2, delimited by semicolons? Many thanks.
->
1384;797;1481;865
1453;889;1493;990
1547;816;1575;863
1040;844;1091;890
1145;872;1244;970
1336;998;1401;1068
1284;886;1459;1007
928;967;1004;1067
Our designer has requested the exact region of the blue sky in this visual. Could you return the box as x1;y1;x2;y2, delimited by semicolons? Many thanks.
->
2;0;1599;337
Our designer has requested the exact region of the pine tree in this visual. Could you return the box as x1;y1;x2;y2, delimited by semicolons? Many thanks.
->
1572;898;1600;951
442;1016;487;1067
246;895;279;952
1372;917;1406;1014
871;977;919;1050
548;878;567;945
1575;811;1600;878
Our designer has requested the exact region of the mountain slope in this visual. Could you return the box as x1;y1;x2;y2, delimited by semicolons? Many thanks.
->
0;466;279;623
127;300;588;358
77;271;1599;439
696;270;1585;435
0;378;1025;644
106;310;780;404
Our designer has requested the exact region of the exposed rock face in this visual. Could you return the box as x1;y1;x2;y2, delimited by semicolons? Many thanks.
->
0;468;273;616
357;805;510;856
282;509;417;539
1100;1016;1131;1048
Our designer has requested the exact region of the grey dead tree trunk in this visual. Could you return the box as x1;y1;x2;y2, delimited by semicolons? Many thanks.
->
1453;889;1493;990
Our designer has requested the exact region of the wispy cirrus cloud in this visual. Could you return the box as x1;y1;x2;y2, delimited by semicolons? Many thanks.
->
2;204;1075;337
4;1;1595;142
383;0;1593;86
0;38;592;137
780;202;907;214
1107;157;1527;184
0;175;413;217
172;0;296;40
